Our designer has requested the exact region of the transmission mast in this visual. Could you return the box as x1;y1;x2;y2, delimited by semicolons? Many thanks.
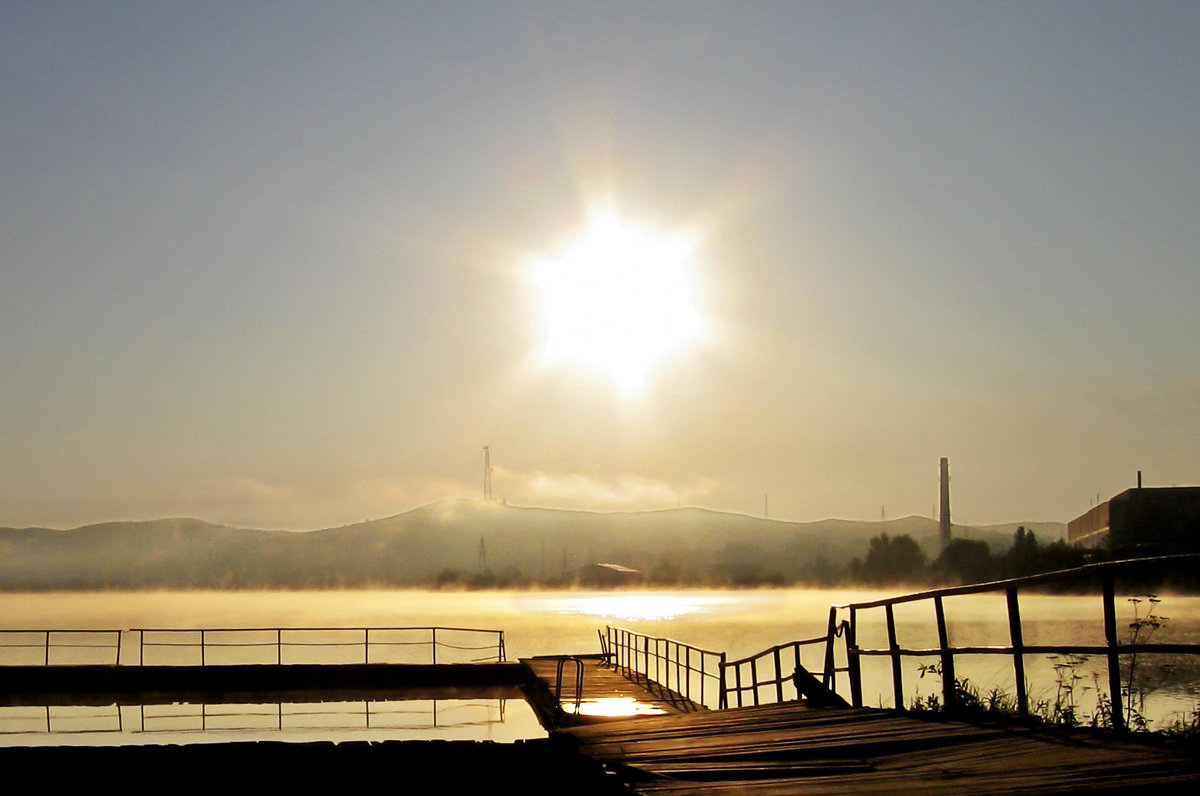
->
483;446;493;500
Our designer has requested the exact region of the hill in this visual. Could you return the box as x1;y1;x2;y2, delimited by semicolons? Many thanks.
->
0;500;1062;589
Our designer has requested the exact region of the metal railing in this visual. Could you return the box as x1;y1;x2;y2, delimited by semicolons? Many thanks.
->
606;625;726;709
831;554;1200;731
0;630;123;666
1;627;506;667
133;626;506;666
720;606;851;708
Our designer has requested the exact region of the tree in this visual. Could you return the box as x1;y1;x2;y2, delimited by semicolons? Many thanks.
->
932;538;993;585
858;533;927;585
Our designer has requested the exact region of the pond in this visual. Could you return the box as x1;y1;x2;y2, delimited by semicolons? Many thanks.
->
1;587;1197;741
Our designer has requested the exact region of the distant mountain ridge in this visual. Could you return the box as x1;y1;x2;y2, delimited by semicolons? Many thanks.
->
0;499;1065;590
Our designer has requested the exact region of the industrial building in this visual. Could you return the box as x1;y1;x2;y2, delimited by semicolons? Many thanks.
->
1067;484;1200;554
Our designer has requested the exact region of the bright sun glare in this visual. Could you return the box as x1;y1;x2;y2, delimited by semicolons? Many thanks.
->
532;215;703;393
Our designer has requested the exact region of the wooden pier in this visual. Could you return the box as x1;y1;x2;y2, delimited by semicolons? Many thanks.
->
555;701;1200;794
522;653;704;728
514;635;1200;794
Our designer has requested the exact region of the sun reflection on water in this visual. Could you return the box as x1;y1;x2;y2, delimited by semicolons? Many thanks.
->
561;697;667;717
547;593;724;621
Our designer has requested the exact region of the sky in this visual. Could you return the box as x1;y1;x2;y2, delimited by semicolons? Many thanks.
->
2;1;1198;531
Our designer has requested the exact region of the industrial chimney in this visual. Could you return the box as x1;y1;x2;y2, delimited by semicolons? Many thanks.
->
939;457;952;550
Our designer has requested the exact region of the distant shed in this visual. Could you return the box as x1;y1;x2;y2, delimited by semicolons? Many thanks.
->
575;562;642;587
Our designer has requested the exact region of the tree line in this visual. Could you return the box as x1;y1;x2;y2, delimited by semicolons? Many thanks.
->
844;526;1086;587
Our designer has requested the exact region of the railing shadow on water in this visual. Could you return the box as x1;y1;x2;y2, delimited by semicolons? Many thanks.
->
0;698;515;738
0;626;506;667
719;553;1200;732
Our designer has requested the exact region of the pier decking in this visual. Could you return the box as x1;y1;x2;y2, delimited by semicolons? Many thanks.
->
522;654;703;727
555;700;1200;794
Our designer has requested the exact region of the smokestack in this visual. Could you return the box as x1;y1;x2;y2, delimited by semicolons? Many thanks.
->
939;457;951;550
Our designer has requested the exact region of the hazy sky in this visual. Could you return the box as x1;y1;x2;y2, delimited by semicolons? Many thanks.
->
3;2;1198;530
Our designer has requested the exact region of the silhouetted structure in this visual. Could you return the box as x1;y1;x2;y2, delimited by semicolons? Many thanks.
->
575;562;641;587
482;446;493;499
1068;481;1200;555
938;457;951;550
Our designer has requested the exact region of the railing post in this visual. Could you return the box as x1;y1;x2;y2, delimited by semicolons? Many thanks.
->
719;653;728;709
934;596;955;711
686;646;692;702
364;628;370;664
847;607;863;708
1103;574;1127;732
773;647;784;703
822;607;839;692
277;629;282;665
201;630;206;667
792;642;801;701
44;631;50;666
115;630;122;666
750;658;760;705
1006;587;1029;717
655;639;661;685
886;603;904;710
139;630;144;666
431;627;438;665
643;635;649;684
675;642;681;694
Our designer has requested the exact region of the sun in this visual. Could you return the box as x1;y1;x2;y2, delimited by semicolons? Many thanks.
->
532;215;704;393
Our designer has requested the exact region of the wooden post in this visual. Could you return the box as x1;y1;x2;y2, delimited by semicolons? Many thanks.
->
201;630;206;667
1103;574;1127;731
115;630;122;666
750;657;760;705
719;652;728;709
277;629;282;665
44;631;50;666
686;646;692;702
934;596;955;711
794;642;802;701
822;607;839;691
1006;587;1029;717
886;603;904;710
848;607;863;708
774;646;785;703
364;628;370;664
643;635;649;684
675;643;682;694
431;627;438;665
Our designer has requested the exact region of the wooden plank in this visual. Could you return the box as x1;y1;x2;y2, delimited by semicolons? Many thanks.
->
556;700;1200;794
521;654;705;731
